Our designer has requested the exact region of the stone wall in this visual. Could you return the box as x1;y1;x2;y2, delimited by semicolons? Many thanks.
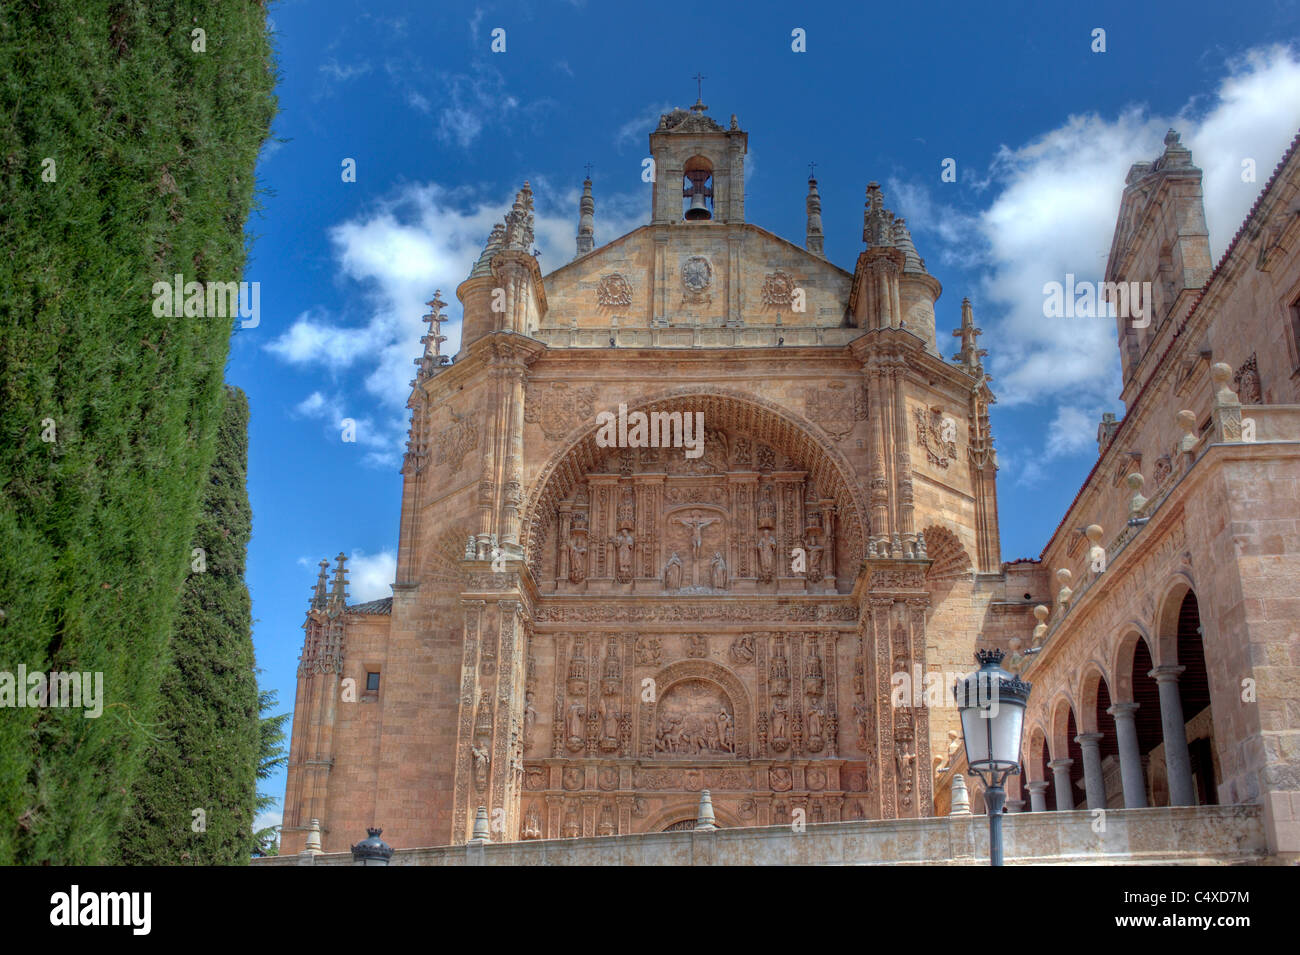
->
256;805;1269;866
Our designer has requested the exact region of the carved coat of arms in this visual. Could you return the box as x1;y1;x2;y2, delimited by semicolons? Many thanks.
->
436;409;479;473
524;382;598;441
681;256;713;302
804;381;868;442
913;407;957;468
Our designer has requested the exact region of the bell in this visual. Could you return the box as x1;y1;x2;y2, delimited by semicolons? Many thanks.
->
683;169;713;221
685;191;711;220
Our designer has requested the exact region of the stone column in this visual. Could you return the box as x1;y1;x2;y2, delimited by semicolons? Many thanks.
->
1075;732;1106;809
1025;780;1049;813
1150;664;1196;806
1047;758;1075;810
1107;701;1148;808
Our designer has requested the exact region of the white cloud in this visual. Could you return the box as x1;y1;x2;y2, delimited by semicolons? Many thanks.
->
615;101;674;152
1044;404;1104;461
884;45;1300;479
291;390;406;469
349;549;397;602
319;59;371;82
267;179;647;469
253;807;282;834
978;45;1300;411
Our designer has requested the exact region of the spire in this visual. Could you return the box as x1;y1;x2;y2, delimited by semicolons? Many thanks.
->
863;181;894;248
805;173;825;257
469;223;505;279
575;176;595;258
414;290;449;381
310;559;329;611
328;552;348;610
891;217;926;273
951;297;988;376
502;181;535;253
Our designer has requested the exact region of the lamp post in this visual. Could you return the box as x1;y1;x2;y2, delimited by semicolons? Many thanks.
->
954;649;1031;866
350;827;394;866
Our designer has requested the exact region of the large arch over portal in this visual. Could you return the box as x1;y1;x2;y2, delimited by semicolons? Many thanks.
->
521;387;869;584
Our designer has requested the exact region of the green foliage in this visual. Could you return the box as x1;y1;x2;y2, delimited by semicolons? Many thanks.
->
0;3;275;863
253;687;289;857
116;387;259;865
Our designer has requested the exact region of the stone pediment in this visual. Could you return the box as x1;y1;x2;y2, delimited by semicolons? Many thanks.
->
543;224;851;332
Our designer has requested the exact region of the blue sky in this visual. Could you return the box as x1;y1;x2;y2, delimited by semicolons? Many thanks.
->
236;0;1300;834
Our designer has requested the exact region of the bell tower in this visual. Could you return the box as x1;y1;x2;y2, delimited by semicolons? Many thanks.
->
649;94;748;225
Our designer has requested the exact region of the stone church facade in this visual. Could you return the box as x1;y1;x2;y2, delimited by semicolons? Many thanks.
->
279;101;1300;859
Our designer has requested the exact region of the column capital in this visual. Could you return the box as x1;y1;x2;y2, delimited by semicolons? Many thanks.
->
1074;732;1104;747
1046;758;1074;771
1024;780;1050;793
1107;701;1140;718
1148;663;1186;683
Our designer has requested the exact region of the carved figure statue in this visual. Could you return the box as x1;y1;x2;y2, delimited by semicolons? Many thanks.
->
611;528;635;580
598;697;619;741
567;532;587;583
716;709;733;753
566;701;585;741
710;551;728;590
470;743;489;790
757;528;777;581
807;704;823;740
523;690;538;747
664;552;683;590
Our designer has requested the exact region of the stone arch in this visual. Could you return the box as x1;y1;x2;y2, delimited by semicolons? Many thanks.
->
1047;694;1078;762
521;386;869;580
643;658;753;759
644;801;739;833
1110;625;1156;703
920;525;973;580
1076;662;1112;734
1153;571;1198;667
1026;724;1050;782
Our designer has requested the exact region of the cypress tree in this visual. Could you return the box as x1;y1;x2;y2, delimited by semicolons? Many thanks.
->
117;387;258;865
0;3;274;863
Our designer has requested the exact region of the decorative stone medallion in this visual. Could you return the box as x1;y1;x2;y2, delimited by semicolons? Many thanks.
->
681;256;713;302
761;269;795;306
596;272;632;306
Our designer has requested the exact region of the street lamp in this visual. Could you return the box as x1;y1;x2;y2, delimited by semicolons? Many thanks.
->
954;648;1031;866
350;827;394;866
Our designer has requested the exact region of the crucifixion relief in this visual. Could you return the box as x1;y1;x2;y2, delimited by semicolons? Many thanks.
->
674;510;721;586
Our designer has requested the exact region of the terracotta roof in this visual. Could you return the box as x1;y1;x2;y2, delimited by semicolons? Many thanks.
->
1036;126;1300;562
347;596;393;615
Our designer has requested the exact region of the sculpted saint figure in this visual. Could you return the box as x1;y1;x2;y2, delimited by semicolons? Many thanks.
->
806;539;824;580
664;552;683;590
757;528;777;580
771;699;788;740
716;709;733;753
807;705;823;740
611;528;635;580
566;702;585;741
710;551;728;590
523;690;538;746
568;533;587;583
598;697;619;741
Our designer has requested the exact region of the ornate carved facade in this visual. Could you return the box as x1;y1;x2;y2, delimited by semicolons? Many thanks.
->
280;100;1012;852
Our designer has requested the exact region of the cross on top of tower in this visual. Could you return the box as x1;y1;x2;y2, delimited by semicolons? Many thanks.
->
691;72;708;112
808;161;817;181
584;161;593;179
